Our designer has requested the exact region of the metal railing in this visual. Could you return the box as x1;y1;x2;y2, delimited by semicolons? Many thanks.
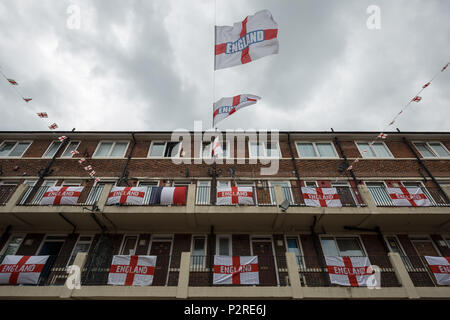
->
282;186;364;207
107;186;187;206
0;185;17;205
367;186;450;207
400;255;439;287
195;186;276;206
18;185;104;206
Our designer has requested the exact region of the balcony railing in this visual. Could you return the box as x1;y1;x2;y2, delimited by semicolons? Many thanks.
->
106;186;188;206
400;255;441;287
18;185;104;206
367;186;450;207
282;186;364;207
195;186;276;206
0;185;17;205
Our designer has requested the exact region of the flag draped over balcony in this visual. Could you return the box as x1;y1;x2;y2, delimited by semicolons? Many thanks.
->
107;187;146;205
108;255;157;286
39;186;84;205
424;256;450;285
0;255;49;285
148;187;187;205
325;256;374;287
216;187;254;205
301;187;342;207
213;256;259;285
386;187;432;206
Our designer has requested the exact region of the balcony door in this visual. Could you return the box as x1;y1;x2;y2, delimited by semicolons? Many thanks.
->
149;238;172;286
251;238;278;286
411;237;440;256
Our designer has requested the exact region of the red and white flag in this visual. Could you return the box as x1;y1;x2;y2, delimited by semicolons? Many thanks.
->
216;187;254;205
387;187;432;207
424;256;450;286
213;256;259;285
378;133;387;139
301;187;342;207
37;112;48;118
23;98;32;103
58;136;68;142
78;158;86;164
213;94;260;126
107;187;146;205
423;82;430;88
211;136;223;158
49;123;58;130
108;255;157;286
89;170;96;177
215;10;278;70
442;63;449;72
84;165;92;171
0;255;49;285
40;186;84;205
7;79;18;85
325;256;373;287
70;150;79;155
412;96;422;102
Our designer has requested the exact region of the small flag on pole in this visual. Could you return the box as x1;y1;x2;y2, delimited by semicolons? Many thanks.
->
412;96;422;102
422;82;430;88
37;112;48;118
7;79;18;85
49;123;58;130
23;98;32;102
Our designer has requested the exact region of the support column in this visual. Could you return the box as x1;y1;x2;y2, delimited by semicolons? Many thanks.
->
388;252;420;299
176;252;191;299
272;185;286;230
60;252;88;299
186;183;197;227
285;252;304;299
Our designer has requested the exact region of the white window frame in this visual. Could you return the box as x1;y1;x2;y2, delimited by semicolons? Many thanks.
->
0;233;26;255
119;234;140;255
42;140;63;159
216;234;232;256
248;141;281;159
60;141;81;158
284;235;305;265
35;234;66;255
319;235;368;257
295;141;338;158
304;181;318;188
200;140;230;159
190;235;207;269
196;180;211;205
268;180;294;205
413;141;450;159
147;141;182;158
92;141;130;158
409;235;442;257
67;235;93;267
355;141;394;159
0;140;32;158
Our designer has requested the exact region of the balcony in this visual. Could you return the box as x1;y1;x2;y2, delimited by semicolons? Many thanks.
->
367;186;450;207
0;185;17;205
18;185;103;206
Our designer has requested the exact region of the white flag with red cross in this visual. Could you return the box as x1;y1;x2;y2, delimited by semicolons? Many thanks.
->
40;186;84;205
213;256;259;285
216;187;254;205
213;94;260;126
0;255;49;285
424;256;450;285
387;187;432;207
325;256;374;287
108;255;157;286
301;187;342;207
211;135;223;158
107;187;146;205
215;10;278;70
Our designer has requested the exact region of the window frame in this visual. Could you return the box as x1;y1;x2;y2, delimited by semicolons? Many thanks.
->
0;233;26;256
295;141;338;159
319;235;368;257
0;140;32;158
355;141;394;159
147;141;182;158
413;141;450;159
60;141;81;158
200;140;229;159
42;140;63;159
190;235;207;269
216;234;232;256
119;234;140;255
92;141;130;158
248;141;282;159
66;235;93;267
409;235;442;257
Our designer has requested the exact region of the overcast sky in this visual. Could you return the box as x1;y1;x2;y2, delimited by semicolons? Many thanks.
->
0;0;449;133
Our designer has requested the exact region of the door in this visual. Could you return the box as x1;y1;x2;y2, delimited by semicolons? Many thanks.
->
412;240;440;256
251;241;278;286
149;241;172;286
37;239;65;285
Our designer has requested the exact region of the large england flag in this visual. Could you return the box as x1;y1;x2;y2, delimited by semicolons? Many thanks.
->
301;187;342;207
325;256;373;287
108;255;157;286
40;186;84;205
215;10;278;70
213;94;260;126
424;256;450;285
213;256;259;285
0;255;49;285
216;187;254;205
107;187;146;205
148;187;187;205
387;187;432;207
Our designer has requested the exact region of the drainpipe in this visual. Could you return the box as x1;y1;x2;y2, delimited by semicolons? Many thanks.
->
334;137;360;186
402;137;449;203
310;216;329;285
118;133;137;187
208;225;214;286
343;225;390;253
287;133;304;199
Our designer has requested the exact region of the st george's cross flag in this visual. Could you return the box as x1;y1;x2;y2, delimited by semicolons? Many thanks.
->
215;10;278;70
107;187;146;205
216;187;254;205
148;187;187;205
108;255;157;286
424;256;450;285
386;187;432;207
325;256;374;287
0;255;49;285
213;94;260;126
211;136;224;158
213;256;259;285
39;186;84;205
301;187;342;207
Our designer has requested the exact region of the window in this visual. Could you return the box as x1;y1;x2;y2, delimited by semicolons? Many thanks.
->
321;237;365;256
62;180;82;186
67;236;92;266
356;142;392;158
385;236;405;255
217;180;231;188
43;141;62;158
120;236;138;255
1;235;24;255
286;236;304;267
138;181;158;204
148;141;180;158
191;236;206;268
365;182;392;205
295;142;337;158
32;180;57;204
61;141;80;158
216;235;231;256
248;141;280;158
0;141;31;157
196;180;211;205
305;181;318;188
93;141;128;158
269;181;294;204
414;142;450;158
201;141;228;158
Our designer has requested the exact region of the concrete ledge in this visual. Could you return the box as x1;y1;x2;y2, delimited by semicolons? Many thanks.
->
188;286;293;299
0;286;64;299
71;286;178;299
416;287;450;299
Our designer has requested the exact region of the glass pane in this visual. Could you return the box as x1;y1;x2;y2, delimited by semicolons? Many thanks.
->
316;143;336;157
386;237;403;254
218;238;230;256
44;141;61;158
305;182;317;187
287;238;300;256
193;238;205;255
321;238;339;256
149;143;165;157
110;142;127;157
337;238;364;256
266;142;279;157
165;142;180;157
61;142;79;157
121;237;137;255
249;142;263;157
415;143;435;157
95;142;112;157
3;236;24;255
297;143;316;157
429;143;450;157
68;242;91;265
357;143;376;157
372;143;391;158
202;143;211;158
9;142;30;157
0;142;16;156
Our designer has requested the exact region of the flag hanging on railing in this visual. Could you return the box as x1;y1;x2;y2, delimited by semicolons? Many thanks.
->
424;256;450;285
215;9;278;70
301;187;342;207
148;187;187;205
213;94;260;126
213;256;259;285
39;186;84;205
386;187;432;207
106;187;146;205
325;256;373;287
0;255;49;285
108;255;157;286
216;187;254;205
